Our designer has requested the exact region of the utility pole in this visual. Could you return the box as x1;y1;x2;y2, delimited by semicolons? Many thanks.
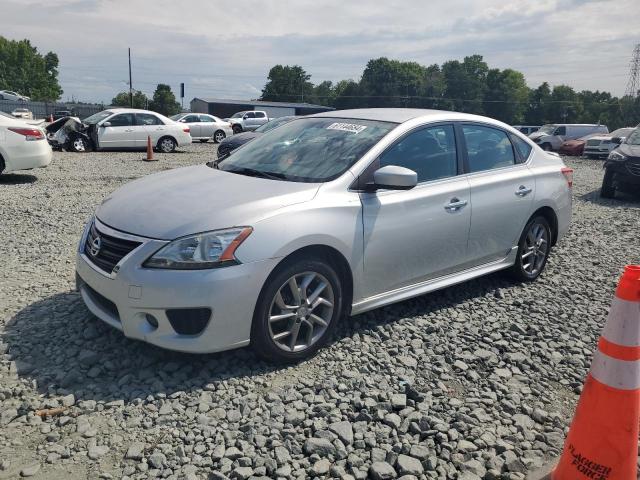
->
128;48;133;107
624;44;640;98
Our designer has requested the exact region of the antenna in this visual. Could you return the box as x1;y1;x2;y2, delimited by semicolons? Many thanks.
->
624;44;640;98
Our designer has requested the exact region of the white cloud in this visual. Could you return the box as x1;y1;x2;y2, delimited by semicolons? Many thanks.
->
2;0;638;102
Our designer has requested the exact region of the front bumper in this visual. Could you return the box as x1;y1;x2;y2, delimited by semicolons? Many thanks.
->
584;147;610;156
75;219;278;353
604;162;640;189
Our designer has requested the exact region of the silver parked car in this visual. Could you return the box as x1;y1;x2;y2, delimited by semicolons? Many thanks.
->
76;109;573;362
170;113;233;143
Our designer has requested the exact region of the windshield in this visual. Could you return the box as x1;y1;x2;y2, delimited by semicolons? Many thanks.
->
626;128;640;146
255;116;295;133
216;117;395;182
169;114;183;121
537;125;556;135
83;110;113;124
0;111;17;119
231;112;246;119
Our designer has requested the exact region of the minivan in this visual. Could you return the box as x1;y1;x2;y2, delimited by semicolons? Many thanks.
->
529;124;608;151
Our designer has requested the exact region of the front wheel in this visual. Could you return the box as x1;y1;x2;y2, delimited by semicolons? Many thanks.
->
232;125;242;134
509;216;551;282
600;169;616;198
157;137;176;153
251;259;343;363
70;136;90;153
213;130;226;143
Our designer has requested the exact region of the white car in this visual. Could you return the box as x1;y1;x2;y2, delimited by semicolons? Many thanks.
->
70;109;192;153
0;112;52;175
170;113;233;143
583;127;635;158
0;90;30;102
11;108;33;120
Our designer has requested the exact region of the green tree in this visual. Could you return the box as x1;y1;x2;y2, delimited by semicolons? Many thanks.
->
359;57;428;108
149;84;180;116
111;90;149;108
311;80;335;106
332;80;362;110
483;68;529;124
526;82;552;125
260;65;314;103
442;55;488;114
548;85;582;123
0;36;63;100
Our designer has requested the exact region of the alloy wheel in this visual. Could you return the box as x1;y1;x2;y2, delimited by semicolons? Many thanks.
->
268;271;334;353
73;138;86;152
160;138;175;153
214;131;225;143
521;222;549;276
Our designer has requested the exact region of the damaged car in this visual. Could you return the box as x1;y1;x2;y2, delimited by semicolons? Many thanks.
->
46;108;192;153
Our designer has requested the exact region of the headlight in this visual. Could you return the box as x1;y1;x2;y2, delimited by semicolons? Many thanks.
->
607;150;626;161
144;227;252;269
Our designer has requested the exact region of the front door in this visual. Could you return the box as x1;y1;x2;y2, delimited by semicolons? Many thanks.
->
137;113;167;147
461;123;535;266
98;113;137;149
360;124;471;298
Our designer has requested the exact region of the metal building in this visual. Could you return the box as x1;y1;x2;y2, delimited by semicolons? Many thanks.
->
190;98;333;119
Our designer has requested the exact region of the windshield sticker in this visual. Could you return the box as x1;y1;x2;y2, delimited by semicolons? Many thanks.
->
327;122;368;134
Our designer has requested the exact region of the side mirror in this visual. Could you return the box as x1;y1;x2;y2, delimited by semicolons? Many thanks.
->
102;121;111;127
611;137;622;145
243;115;249;120
371;165;418;191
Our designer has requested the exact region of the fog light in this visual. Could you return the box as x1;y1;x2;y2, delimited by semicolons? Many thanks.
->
145;314;159;329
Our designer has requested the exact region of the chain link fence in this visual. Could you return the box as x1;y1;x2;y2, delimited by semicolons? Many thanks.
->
0;100;108;120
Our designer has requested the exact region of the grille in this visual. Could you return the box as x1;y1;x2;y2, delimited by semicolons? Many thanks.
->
627;161;640;176
83;282;120;321
84;222;141;273
586;139;601;146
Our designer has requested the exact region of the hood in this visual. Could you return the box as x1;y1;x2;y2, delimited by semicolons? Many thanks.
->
587;135;611;141
96;165;320;240
221;131;260;147
528;131;549;140
561;139;582;146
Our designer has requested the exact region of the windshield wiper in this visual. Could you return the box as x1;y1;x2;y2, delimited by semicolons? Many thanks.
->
223;166;289;181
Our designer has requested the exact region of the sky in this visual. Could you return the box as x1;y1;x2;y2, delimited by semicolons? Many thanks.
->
2;0;639;104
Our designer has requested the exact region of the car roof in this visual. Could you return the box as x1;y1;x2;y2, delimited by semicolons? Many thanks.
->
310;108;510;126
107;108;162;114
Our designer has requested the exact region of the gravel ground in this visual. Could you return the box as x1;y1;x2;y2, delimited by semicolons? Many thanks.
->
1;144;639;480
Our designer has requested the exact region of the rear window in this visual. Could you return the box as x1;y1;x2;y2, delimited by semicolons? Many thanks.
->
511;135;532;161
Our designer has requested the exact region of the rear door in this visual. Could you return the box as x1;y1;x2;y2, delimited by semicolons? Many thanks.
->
182;114;200;137
198;115;216;138
461;123;534;266
137;113;167;146
360;124;471;298
98;113;136;148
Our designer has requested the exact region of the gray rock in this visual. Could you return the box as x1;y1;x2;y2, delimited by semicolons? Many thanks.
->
88;444;109;460
304;438;336;457
20;463;41;477
329;421;354;445
125;442;145;460
369;461;397;480
148;452;166;469
396;455;423;476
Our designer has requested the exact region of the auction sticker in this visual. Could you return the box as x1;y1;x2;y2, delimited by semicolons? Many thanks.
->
327;122;368;134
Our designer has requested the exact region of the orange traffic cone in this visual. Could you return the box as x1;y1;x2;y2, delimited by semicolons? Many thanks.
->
547;265;640;480
143;135;155;162
48;114;53;122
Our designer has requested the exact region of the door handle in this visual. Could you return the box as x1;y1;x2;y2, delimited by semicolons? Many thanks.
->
124;129;134;132
515;185;533;197
444;198;468;212
156;127;164;130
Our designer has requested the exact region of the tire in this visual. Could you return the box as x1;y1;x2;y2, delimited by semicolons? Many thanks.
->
541;143;552;152
232;125;243;134
600;169;616;198
199;139;209;143
213;130;226;143
0;155;5;175
251;258;343;363
70;136;90;153
509;216;552;282
157;137;177;153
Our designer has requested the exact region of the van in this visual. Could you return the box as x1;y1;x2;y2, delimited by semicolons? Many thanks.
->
513;125;541;135
529;124;608;151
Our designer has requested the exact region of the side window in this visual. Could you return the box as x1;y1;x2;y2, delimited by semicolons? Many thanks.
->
555;126;566;136
462;125;515;173
137;113;163;126
107;114;135;127
184;115;200;123
199;115;214;122
245;112;256;119
254;112;266;118
379;125;458;183
511;135;532;162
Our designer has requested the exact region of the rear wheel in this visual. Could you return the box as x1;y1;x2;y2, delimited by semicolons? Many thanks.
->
157;137;177;153
213;130;226;143
510;216;551;282
600;169;616;198
251;258;343;363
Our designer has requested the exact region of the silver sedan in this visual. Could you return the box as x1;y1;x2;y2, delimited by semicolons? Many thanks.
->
76;109;572;362
170;113;233;143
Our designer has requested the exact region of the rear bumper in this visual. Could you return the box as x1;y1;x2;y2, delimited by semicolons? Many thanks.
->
2;140;52;173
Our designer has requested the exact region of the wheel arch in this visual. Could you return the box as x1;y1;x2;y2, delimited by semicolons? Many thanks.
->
530;206;559;246
156;135;177;150
0;151;5;174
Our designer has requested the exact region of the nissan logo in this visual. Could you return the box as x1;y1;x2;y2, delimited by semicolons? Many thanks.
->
89;236;102;257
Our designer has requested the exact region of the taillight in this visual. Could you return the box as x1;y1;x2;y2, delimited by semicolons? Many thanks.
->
561;167;573;188
8;127;44;141
183;127;190;133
